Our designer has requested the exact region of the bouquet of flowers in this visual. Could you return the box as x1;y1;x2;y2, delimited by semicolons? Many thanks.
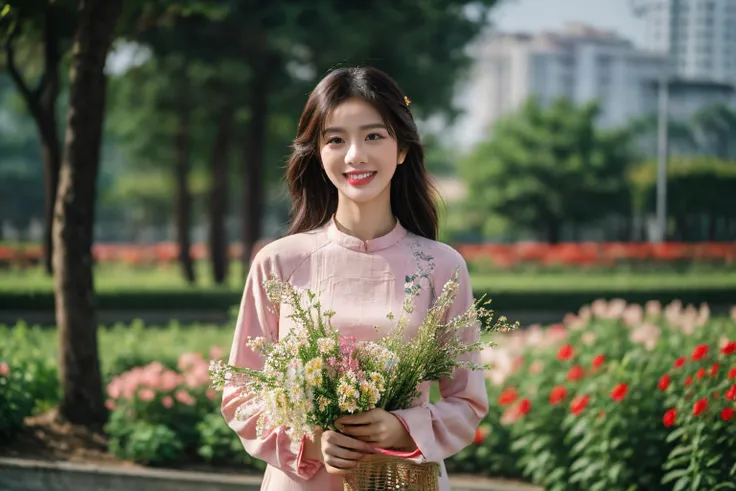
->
209;267;516;488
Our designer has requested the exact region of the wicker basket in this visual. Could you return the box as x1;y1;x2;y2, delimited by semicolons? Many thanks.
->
343;454;440;491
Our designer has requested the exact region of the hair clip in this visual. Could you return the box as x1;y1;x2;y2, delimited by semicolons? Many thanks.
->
404;96;411;107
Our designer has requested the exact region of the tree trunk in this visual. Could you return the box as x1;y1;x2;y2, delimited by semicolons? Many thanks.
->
707;215;717;241
241;44;272;272
546;220;560;244
174;81;196;284
4;4;62;275
53;0;121;427
209;107;233;285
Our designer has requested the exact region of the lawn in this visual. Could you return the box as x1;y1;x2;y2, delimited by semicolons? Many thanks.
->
3;262;736;293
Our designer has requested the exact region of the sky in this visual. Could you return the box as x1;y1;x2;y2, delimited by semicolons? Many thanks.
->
489;0;650;46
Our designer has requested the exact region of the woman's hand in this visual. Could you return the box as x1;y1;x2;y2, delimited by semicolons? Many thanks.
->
320;429;375;476
335;408;417;451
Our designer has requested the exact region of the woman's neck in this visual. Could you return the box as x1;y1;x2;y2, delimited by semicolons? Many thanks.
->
334;199;395;242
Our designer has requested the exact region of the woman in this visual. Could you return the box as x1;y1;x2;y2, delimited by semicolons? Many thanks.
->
221;66;488;491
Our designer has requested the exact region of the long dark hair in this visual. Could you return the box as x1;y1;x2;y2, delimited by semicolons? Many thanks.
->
285;66;440;240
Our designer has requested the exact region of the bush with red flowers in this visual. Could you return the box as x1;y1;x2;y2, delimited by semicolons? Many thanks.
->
473;299;736;490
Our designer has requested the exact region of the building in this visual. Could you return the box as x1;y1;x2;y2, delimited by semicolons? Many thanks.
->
452;23;667;149
635;0;736;83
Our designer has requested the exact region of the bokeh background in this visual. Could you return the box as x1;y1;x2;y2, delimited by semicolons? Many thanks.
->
1;1;735;490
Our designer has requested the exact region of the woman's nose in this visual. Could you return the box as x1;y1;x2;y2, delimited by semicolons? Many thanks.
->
345;142;367;165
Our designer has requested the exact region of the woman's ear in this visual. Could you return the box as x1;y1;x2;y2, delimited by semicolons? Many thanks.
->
398;148;408;165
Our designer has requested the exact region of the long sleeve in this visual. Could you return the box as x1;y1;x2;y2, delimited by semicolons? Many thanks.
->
390;259;489;463
220;251;322;480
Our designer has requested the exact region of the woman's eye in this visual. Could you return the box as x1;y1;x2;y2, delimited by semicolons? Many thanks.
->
366;133;384;141
327;136;343;144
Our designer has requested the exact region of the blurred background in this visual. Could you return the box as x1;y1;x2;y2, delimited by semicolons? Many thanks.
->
1;0;735;490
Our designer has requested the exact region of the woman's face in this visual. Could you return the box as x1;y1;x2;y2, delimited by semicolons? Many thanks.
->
320;97;407;208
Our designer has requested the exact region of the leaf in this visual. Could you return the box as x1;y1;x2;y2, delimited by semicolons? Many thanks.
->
667;426;688;443
691;473;702;491
608;463;624;482
712;482;736;490
668;445;692;459
662;469;690;484
570;457;591;473
673;476;691;491
706;454;722;467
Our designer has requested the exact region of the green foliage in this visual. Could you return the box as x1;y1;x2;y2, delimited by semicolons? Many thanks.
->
486;302;736;489
0;323;59;439
629;156;736;217
107;415;185;466
195;412;267;469
460;97;633;242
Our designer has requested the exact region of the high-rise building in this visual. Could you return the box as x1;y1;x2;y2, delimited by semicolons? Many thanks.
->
451;23;667;149
634;0;736;83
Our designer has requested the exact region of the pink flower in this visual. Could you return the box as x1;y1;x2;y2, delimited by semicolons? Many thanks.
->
0;361;9;376
162;396;174;408
622;304;644;327
159;370;182;391
630;323;660;351
206;388;217;400
175;389;195;406
645;300;662;317
138;388;156;401
105;399;116;411
209;345;225;360
178;352;205;372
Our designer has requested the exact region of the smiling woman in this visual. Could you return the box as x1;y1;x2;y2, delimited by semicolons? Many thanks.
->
221;67;487;491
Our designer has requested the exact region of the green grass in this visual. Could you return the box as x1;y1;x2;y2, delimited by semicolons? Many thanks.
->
471;271;736;291
3;262;736;293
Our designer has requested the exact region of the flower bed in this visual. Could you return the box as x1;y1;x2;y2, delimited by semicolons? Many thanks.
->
460;302;736;490
2;304;736;486
2;241;735;269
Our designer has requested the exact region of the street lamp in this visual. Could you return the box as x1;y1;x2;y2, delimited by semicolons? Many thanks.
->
629;0;670;242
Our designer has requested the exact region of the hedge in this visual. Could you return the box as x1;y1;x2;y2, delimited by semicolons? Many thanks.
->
1;286;735;314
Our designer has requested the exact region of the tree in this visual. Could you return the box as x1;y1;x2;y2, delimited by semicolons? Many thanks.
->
691;103;736;160
53;0;122;425
0;0;75;273
460;97;633;243
105;0;501;278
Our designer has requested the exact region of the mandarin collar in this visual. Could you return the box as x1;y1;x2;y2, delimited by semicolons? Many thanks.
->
326;216;407;252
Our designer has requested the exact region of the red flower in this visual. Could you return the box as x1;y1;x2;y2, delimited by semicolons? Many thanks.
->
570;395;590;415
610;383;628;402
685;376;693;386
658;374;670;391
558;344;574;361
566;365;585;381
549;385;568;405
722;408;735;422
721;342;736;356
500;399;531;425
729;368;736;379
591;354;605;369
663;408;677;427
693;398;708;416
696;368;706;380
518;398;532;415
726;385;736;401
714;391;720;399
674;357;686;368
498;387;518;406
692;344;708;361
709;363;719;376
473;427;488;444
